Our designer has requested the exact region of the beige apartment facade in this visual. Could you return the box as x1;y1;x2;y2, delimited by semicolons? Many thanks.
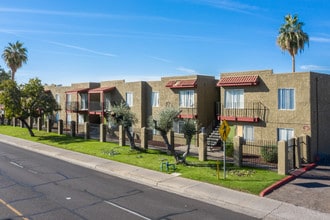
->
45;75;219;143
217;69;330;159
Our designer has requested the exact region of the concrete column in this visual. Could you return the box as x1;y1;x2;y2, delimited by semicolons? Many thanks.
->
29;117;34;129
46;118;51;132
278;140;288;175
295;138;301;168
37;117;42;131
119;125;125;146
84;122;90;140
140;127;148;149
299;135;311;163
58;119;63;135
233;136;243;167
198;132;207;161
12;118;17;127
100;124;106;142
70;121;76;137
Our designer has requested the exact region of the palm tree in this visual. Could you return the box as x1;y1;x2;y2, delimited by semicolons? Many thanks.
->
2;41;28;80
276;14;309;73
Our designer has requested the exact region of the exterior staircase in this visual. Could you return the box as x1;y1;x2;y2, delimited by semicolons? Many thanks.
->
206;126;222;151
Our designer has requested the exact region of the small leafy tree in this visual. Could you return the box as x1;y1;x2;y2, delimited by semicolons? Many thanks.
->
181;119;197;164
149;107;181;162
0;78;57;136
0;66;10;83
107;101;138;150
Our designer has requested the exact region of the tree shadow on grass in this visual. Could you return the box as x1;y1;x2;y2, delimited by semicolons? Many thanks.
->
36;134;86;145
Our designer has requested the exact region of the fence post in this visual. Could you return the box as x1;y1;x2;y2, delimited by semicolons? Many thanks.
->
140;127;148;149
29;117;34;129
233;136;243;167
12;118;17;127
58;119;63;135
295;137;301;168
46;118;51;132
168;130;174;149
37;117;42;131
119;125;125;146
84;122;90;140
70;121;76;137
198;132;207;161
299;135;311;163
278;140;288;175
100;124;106;142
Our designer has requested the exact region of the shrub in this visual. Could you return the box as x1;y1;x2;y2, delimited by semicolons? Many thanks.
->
261;145;278;163
225;141;234;157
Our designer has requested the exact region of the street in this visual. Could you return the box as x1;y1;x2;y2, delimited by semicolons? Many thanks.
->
0;142;256;219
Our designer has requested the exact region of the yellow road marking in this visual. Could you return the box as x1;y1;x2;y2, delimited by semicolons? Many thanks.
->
0;198;29;220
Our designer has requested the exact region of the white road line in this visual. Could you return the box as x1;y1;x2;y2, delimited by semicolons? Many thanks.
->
104;200;152;220
10;161;23;168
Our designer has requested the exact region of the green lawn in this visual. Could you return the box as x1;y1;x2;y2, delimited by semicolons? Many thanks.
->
0;126;285;195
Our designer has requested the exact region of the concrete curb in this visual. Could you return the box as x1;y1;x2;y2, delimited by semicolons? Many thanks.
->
259;163;317;197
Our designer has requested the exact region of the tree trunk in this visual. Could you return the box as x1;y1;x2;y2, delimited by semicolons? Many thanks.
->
124;126;136;150
181;138;192;164
19;118;35;137
292;55;295;73
160;132;179;162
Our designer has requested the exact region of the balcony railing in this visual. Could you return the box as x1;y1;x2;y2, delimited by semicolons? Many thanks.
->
66;101;78;111
217;102;267;122
178;107;197;119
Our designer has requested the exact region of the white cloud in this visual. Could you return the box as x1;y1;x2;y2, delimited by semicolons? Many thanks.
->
300;65;330;71
46;41;117;57
189;0;259;14
310;37;330;43
176;66;199;74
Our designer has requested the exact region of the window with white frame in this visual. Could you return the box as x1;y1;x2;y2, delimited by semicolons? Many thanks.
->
126;92;133;107
151;92;159;107
66;114;71;123
278;128;294;141
243;125;254;141
80;93;88;110
225;89;244;109
278;88;295;110
179;90;194;108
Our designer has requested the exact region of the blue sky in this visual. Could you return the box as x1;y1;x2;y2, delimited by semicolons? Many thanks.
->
0;0;329;85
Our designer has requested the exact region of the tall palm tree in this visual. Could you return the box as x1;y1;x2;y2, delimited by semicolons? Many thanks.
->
2;41;28;80
276;14;309;73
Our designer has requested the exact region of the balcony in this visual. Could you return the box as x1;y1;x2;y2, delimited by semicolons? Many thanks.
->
66;102;88;112
178;107;197;119
217;102;266;122
89;101;111;112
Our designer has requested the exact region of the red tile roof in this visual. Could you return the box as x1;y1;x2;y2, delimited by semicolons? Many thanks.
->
217;75;259;87
88;87;115;93
166;79;197;88
65;88;90;93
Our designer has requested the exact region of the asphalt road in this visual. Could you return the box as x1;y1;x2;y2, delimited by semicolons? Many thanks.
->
0;142;257;220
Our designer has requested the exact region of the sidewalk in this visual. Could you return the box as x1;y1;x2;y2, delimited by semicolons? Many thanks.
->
0;134;329;220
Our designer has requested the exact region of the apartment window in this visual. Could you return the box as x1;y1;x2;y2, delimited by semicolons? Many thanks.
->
151;92;159;107
243;125;254;141
225;89;244;109
78;114;85;124
66;114;71;123
278;88;295;110
126;92;133;107
105;93;111;111
173;120;185;133
278;128;294;141
179;90;194;108
55;93;60;104
80;93;88;110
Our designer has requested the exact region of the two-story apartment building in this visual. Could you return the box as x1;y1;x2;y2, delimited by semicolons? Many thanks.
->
217;69;330;160
45;75;219;142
